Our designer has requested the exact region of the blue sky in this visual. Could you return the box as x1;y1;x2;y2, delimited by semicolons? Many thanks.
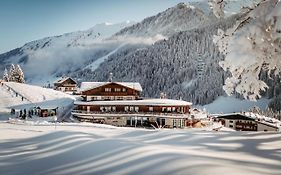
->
0;0;195;53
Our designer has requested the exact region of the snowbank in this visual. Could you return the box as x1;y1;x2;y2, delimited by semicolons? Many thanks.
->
0;122;280;175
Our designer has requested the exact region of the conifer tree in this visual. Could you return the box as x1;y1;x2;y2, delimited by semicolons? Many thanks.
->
8;64;16;82
15;64;25;83
3;68;9;82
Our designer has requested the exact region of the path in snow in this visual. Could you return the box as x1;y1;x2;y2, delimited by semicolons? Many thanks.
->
0;84;29;120
0;122;280;175
0;85;28;108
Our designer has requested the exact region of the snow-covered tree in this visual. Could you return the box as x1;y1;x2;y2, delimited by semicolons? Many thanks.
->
8;64;16;82
14;64;25;83
3;68;9;82
213;0;281;100
209;0;225;19
8;64;25;83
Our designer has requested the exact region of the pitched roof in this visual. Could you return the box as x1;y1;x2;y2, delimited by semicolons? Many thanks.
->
80;82;143;92
54;77;76;84
216;113;255;120
257;121;279;129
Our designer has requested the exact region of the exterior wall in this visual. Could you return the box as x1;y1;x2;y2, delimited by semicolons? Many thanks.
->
163;118;185;128
54;78;77;92
105;117;127;126
235;120;257;131
85;95;137;101
223;119;257;131
82;83;140;98
257;123;279;131
224;119;236;129
56;86;77;92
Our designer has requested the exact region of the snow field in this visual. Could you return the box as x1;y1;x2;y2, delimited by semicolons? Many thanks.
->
0;122;280;175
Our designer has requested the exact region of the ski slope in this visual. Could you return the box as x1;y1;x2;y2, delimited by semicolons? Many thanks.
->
0;122;280;175
0;82;75;120
0;84;29;108
0;84;29;120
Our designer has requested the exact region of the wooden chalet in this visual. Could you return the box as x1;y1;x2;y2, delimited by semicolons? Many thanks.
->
54;77;77;93
72;81;192;128
217;113;279;132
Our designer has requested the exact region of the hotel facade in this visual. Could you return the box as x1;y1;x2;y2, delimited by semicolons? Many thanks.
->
72;82;192;128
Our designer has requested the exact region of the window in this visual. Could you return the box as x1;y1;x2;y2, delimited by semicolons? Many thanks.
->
167;107;171;112
130;106;134;112
112;106;116;111
100;106;104;112
172;107;176;112
162;107;167;112
230;121;233;123
115;88;121;92
229;125;233;128
124;106;129;112
149;107;153;112
135;106;139;112
105;106;111;112
173;119;177;127
105;88;111;92
122;88;126;92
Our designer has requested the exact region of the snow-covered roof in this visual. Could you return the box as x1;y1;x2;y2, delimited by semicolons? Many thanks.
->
74;98;192;106
80;82;143;92
54;77;76;84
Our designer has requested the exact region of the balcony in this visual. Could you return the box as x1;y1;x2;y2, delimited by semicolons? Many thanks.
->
71;110;190;119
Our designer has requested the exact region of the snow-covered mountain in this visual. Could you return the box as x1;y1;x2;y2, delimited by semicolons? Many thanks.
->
1;1;279;111
113;3;210;38
75;14;242;105
0;21;135;84
0;2;213;85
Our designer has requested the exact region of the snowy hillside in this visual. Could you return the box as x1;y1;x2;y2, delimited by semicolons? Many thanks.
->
0;3;216;85
0;82;74;120
0;122;281;175
190;0;259;16
0;84;29;115
77;14;242;105
3;82;74;103
1;1;279;112
0;21;135;84
113;3;210;38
